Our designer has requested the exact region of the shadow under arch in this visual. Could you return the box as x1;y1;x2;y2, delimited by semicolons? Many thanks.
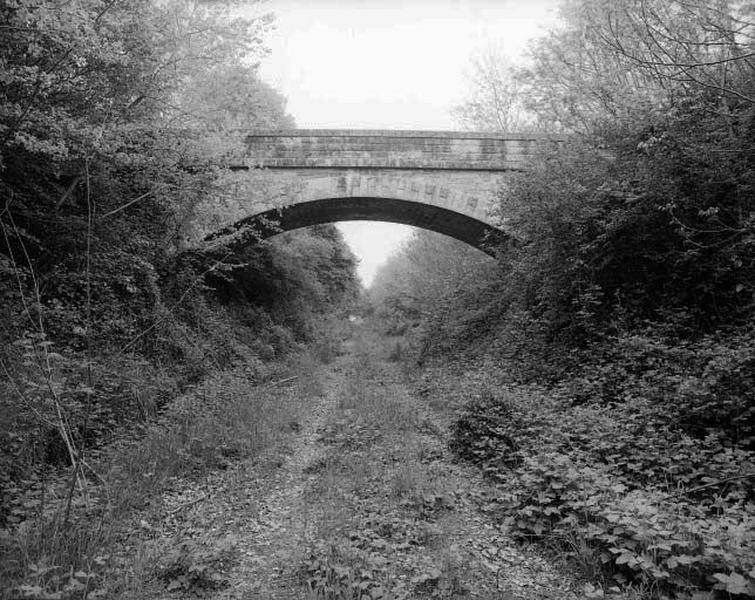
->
207;197;507;256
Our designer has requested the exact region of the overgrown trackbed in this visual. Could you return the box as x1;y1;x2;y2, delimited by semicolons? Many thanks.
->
136;327;584;599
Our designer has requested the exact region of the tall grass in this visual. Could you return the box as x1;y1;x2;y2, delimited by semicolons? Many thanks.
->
0;351;323;599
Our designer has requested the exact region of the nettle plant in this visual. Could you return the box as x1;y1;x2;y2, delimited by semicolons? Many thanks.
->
503;452;754;597
301;539;389;600
451;388;755;598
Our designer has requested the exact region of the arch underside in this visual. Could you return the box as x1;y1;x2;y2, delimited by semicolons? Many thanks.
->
212;197;506;254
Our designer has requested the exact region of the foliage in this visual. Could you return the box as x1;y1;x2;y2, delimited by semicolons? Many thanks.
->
157;534;238;594
301;539;389;600
176;63;295;131
373;3;755;598
518;0;755;134
210;225;359;327
374;0;755;374
369;230;498;346
0;2;360;598
440;364;755;598
0;347;321;599
563;329;755;446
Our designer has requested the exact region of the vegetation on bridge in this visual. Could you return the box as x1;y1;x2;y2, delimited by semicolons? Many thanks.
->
372;1;755;598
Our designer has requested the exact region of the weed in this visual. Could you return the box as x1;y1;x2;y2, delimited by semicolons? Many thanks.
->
448;378;755;597
0;348;321;599
387;341;403;362
391;460;426;500
156;534;238;594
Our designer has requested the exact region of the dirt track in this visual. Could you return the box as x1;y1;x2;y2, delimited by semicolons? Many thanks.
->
136;328;584;599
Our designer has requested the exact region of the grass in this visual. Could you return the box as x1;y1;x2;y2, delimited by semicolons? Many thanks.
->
0;348;324;600
296;329;482;600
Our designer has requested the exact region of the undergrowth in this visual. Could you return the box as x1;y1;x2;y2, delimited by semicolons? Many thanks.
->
299;332;474;600
0;345;327;599
424;349;755;599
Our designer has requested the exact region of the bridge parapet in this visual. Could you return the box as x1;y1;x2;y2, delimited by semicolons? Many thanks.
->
234;129;557;171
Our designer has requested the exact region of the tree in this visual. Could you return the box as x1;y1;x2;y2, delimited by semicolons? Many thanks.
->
0;0;291;503
207;225;360;341
452;45;537;132
596;0;755;106
370;230;498;353
521;0;755;134
426;5;755;596
441;0;755;353
1;5;362;596
176;64;295;131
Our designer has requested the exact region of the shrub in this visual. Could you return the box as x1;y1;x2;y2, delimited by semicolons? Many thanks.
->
449;374;755;598
564;329;755;448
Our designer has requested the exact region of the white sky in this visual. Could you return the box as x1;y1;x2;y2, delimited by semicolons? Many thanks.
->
255;0;560;286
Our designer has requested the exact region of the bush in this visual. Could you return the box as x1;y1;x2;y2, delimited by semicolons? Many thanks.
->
500;452;755;596
564;329;755;448
447;366;755;598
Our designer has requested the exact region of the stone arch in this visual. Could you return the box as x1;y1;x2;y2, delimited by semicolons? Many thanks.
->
207;196;506;255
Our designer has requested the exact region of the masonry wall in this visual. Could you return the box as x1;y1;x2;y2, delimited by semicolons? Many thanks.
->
236;130;554;171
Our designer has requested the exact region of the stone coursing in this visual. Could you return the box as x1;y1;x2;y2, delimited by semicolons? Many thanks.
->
195;130;557;250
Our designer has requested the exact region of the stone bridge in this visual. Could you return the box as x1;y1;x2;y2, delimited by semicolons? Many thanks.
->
196;129;559;252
